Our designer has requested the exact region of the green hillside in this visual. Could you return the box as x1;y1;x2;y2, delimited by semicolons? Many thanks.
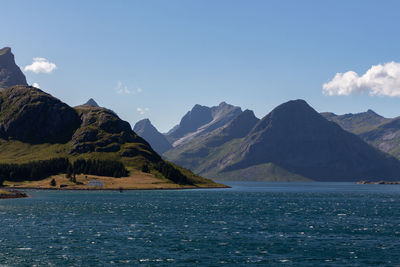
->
0;86;222;188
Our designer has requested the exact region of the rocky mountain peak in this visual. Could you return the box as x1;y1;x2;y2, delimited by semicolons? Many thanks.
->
84;98;99;107
0;47;11;56
0;47;28;90
168;104;213;139
133;118;172;154
221;109;259;138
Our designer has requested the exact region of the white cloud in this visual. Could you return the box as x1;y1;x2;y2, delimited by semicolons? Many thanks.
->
323;62;400;97
116;81;132;94
137;107;149;115
32;82;40;88
24;57;57;74
115;81;143;95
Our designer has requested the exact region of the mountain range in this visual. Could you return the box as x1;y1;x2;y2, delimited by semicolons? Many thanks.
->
3;46;400;183
322;111;400;158
136;102;400;182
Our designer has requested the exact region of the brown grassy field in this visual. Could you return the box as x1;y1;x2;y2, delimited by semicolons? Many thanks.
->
3;171;228;190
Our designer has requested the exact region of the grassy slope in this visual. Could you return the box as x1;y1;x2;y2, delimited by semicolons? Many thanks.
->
0;139;224;188
5;171;227;190
204;163;311;182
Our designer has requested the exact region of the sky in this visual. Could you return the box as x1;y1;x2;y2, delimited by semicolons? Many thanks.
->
2;0;400;132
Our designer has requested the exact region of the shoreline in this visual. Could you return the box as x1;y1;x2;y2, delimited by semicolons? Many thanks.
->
357;180;400;185
0;190;29;199
1;185;230;192
2;173;229;192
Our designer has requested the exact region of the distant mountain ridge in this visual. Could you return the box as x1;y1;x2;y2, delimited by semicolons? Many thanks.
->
164;100;400;182
321;110;390;134
322;110;400;159
0;47;27;90
166;102;242;147
133;119;172;154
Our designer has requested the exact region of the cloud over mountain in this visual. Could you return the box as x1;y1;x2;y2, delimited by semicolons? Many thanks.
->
24;57;57;74
323;61;400;97
137;107;149;115
116;81;143;95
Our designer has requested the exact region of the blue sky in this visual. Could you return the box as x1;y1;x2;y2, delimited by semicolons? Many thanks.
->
2;0;400;132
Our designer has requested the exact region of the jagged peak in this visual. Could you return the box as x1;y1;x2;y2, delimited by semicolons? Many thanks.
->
134;118;152;127
242;109;257;117
366;109;382;117
84;98;99;107
0;47;11;56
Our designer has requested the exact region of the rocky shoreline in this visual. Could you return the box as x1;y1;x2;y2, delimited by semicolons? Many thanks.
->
357;180;400;185
0;189;28;199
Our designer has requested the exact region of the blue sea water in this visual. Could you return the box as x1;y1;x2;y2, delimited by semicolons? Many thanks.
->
1;182;400;266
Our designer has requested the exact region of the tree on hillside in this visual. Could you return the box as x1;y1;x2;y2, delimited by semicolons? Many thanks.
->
141;164;150;173
50;178;56;187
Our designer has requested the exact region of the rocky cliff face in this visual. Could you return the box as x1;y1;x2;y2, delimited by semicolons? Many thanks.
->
133;119;172;154
166;102;242;147
168;104;213;140
0;47;27;90
0;85;81;143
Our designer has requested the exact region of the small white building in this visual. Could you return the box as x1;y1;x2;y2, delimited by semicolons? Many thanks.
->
88;180;104;187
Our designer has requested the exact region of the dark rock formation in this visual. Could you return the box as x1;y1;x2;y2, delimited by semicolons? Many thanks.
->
71;105;160;161
0;47;27;90
0;85;81;143
133;119;172;154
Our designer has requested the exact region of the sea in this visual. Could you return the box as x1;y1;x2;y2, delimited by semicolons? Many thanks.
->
1;182;400;266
